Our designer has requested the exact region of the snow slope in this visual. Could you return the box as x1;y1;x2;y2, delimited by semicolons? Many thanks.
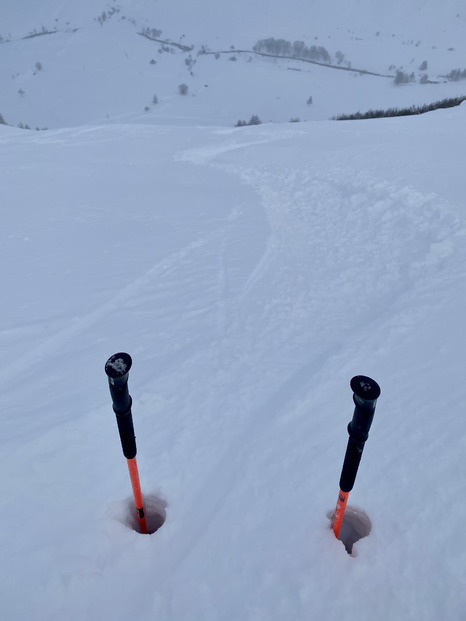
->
1;1;466;619
1;101;466;619
1;0;466;128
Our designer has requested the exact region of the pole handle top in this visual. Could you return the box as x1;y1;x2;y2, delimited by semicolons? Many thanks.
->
105;352;132;386
350;375;381;409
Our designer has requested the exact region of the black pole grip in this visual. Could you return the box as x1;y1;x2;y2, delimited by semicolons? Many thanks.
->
338;375;381;493
105;352;137;460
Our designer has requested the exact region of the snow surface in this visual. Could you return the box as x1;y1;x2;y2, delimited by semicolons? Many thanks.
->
2;104;466;621
1;2;466;620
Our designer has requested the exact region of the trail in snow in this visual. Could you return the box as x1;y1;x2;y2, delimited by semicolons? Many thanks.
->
177;124;462;406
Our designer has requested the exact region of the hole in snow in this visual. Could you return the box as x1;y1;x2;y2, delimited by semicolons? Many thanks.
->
124;494;167;535
327;505;372;556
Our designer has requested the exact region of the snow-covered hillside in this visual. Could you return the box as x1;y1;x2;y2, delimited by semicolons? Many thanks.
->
1;2;466;620
2;103;466;621
1;0;466;128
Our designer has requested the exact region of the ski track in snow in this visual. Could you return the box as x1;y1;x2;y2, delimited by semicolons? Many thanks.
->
178;130;462;377
1;228;227;387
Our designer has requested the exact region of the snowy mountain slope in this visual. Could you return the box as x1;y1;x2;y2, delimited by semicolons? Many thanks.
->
1;2;466;619
1;102;466;619
1;0;465;128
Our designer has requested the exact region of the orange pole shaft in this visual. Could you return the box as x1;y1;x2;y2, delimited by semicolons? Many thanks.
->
127;456;147;534
332;489;349;538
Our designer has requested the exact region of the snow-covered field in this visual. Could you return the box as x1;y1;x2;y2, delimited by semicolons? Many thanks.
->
1;0;466;128
2;104;466;620
1;1;466;620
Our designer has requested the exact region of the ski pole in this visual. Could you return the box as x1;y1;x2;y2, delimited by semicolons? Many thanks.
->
105;352;147;534
332;375;381;539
